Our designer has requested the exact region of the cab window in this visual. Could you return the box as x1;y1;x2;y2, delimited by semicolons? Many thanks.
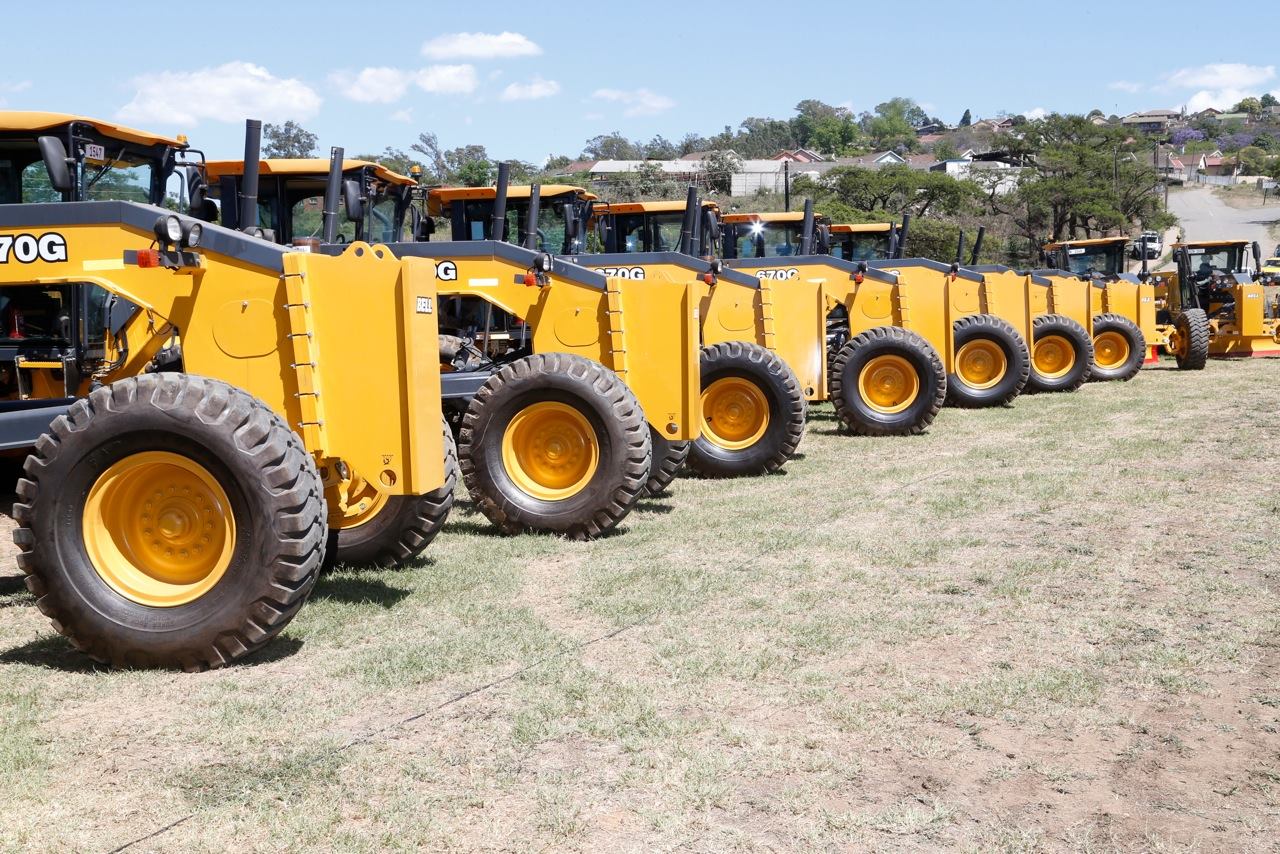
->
291;196;355;242
19;161;60;204
81;152;152;203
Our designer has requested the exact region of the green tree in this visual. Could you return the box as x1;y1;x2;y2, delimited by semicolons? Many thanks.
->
959;108;972;127
455;159;494;186
353;147;421;176
582;132;642;160
1233;96;1263;117
865;100;919;152
702;150;742;194
1261;93;1278;108
933;139;961;162
1237;146;1269;175
262;121;318;158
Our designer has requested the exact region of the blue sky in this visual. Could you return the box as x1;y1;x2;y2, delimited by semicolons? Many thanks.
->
1;0;1277;163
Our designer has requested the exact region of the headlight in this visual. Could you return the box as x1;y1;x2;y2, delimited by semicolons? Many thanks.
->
709;259;723;275
181;221;203;249
537;252;554;273
154;214;182;245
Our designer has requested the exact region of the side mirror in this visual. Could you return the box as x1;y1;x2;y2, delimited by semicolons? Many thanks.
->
38;136;74;194
416;216;435;242
342;179;364;222
185;166;216;220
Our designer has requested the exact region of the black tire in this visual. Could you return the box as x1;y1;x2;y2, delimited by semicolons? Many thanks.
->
11;374;325;671
1173;309;1210;370
326;416;457;568
1026;314;1093;393
459;353;650;539
643;428;689;497
830;326;946;436
945;314;1030;408
686;341;805;478
1089;313;1146;382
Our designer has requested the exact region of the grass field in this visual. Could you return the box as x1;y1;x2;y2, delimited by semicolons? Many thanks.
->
1;358;1278;852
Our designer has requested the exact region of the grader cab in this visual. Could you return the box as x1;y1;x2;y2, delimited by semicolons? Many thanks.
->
0;113;453;670
205;145;700;536
1041;236;1191;371
1156;240;1280;360
827;223;899;263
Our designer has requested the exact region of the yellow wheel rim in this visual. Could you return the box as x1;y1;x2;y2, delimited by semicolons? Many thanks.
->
858;354;920;414
700;377;770;451
1093;331;1130;369
502;401;599;501
1033;335;1076;379
83;451;236;608
327;471;389;530
955;339;1007;390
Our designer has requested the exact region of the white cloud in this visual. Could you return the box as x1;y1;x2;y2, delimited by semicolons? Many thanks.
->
1024;107;1048;121
1184;88;1255;113
330;67;412;103
591;87;675;117
1108;80;1143;93
1166;63;1275;90
501;76;560;101
390;108;413;123
421;31;541;60
414;64;478;94
116;62;320;126
0;79;31;107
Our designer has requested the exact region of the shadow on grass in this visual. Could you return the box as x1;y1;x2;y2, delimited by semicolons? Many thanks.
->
633;499;675;515
0;630;305;673
0;636;107;672
0;575;29;600
310;574;413;609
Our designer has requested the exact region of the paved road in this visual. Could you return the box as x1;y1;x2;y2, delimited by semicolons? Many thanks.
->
1168;186;1280;250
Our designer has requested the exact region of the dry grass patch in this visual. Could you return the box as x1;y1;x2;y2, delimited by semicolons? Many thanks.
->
0;357;1278;851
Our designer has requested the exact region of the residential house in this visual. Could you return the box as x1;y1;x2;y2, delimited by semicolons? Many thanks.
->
770;148;827;163
1121;109;1180;134
972;117;1016;134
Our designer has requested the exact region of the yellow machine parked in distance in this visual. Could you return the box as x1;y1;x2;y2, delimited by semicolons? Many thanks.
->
1041;236;1198;371
827;222;899;262
429;180;806;488
0;113;453;669
207;151;700;536
1153;240;1280;360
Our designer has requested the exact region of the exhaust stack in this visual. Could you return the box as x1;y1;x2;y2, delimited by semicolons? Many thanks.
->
678;186;699;256
491;162;510;242
895;214;912;259
969;226;985;265
523;184;542;250
800;198;815;255
954;230;966;265
322;146;344;245
240;119;262;232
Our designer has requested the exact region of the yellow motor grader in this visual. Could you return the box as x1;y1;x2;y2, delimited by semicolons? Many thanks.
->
423;179;807;490
203;147;700;531
1041;236;1200;371
0;112;452;669
1153;240;1280;360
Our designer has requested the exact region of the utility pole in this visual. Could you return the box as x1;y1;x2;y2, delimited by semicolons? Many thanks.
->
783;161;791;212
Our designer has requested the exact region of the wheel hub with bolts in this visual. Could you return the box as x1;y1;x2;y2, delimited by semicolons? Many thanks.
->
82;451;236;608
1033;336;1075;379
501;401;599;500
955;340;1007;390
1093;331;1130;368
859;354;919;414
701;377;769;450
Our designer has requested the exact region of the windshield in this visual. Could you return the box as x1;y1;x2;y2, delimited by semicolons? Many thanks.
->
733;221;803;258
832;233;892;262
79;148;154;203
1184;246;1242;279
614;212;684;252
1062;245;1124;276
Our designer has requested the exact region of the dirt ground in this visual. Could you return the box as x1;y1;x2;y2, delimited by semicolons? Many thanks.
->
1;358;1278;852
